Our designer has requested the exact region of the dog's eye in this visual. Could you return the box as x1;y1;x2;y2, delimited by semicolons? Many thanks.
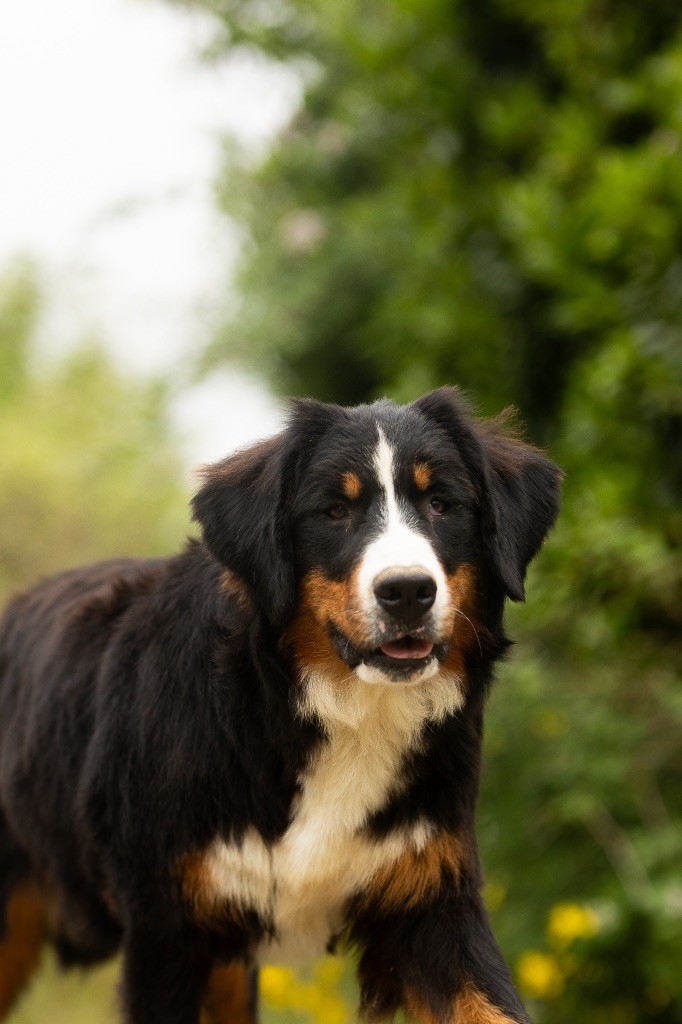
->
429;497;448;516
327;503;349;520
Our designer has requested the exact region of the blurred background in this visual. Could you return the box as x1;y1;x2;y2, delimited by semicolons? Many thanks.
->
1;0;680;1022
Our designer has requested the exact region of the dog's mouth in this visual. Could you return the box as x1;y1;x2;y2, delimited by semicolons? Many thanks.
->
331;627;448;677
377;636;434;662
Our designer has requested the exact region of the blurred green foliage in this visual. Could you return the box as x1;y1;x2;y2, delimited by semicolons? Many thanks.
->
195;0;682;436
0;260;189;604
165;0;682;1019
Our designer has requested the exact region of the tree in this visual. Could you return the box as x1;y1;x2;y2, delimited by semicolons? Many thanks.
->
0;260;188;602
161;0;682;1019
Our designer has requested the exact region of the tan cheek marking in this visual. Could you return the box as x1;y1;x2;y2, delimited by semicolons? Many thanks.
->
413;463;432;491
342;471;362;500
361;832;468;913
284;567;373;683
202;963;255;1024
0;880;46;1016
447;563;478;619
405;985;520;1024
441;564;485;677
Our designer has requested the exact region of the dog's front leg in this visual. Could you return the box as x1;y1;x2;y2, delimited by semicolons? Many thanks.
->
353;874;530;1024
120;924;213;1024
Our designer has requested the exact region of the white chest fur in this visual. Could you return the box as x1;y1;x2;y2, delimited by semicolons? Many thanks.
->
204;670;463;964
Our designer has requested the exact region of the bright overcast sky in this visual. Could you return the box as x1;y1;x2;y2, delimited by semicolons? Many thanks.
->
0;0;296;465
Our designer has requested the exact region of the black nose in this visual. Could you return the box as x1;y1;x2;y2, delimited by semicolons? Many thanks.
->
373;570;437;623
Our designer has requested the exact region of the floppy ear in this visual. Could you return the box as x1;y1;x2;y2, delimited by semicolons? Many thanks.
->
413;387;562;601
191;433;295;625
475;414;563;600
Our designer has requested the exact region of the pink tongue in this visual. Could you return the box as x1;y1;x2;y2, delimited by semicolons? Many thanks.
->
380;638;434;660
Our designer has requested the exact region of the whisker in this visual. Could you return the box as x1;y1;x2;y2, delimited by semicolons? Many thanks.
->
331;606;376;650
453;607;483;658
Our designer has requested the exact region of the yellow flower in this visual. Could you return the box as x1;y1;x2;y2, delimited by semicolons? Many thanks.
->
260;965;296;1008
547;902;600;947
517;951;564;999
314;956;345;987
315;993;349;1024
260;960;350;1024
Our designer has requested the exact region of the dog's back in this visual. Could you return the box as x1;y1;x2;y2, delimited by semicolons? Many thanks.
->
0;559;164;981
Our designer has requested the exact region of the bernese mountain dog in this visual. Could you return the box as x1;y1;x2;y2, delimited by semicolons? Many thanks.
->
0;387;561;1024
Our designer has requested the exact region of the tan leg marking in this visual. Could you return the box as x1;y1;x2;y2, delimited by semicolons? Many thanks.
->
342;471;362;500
0;880;46;1017
178;850;240;928
455;986;521;1023
405;985;520;1024
360;832;470;913
179;847;262;936
413;463;432;491
179;849;213;921
201;963;255;1024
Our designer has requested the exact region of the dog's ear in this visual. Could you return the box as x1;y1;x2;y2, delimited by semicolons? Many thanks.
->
191;433;295;625
474;413;563;601
413;387;562;601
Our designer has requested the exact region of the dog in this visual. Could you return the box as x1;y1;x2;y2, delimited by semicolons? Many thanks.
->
0;387;561;1024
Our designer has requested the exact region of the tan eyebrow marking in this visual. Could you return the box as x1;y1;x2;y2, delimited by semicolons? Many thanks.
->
413;462;431;491
341;471;362;500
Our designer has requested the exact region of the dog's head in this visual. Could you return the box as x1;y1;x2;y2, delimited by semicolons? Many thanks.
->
192;388;561;686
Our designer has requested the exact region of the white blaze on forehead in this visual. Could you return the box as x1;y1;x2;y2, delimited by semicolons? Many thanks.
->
356;426;450;640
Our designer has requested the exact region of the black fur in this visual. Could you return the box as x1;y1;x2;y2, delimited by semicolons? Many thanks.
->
0;389;561;1024
413;388;561;601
